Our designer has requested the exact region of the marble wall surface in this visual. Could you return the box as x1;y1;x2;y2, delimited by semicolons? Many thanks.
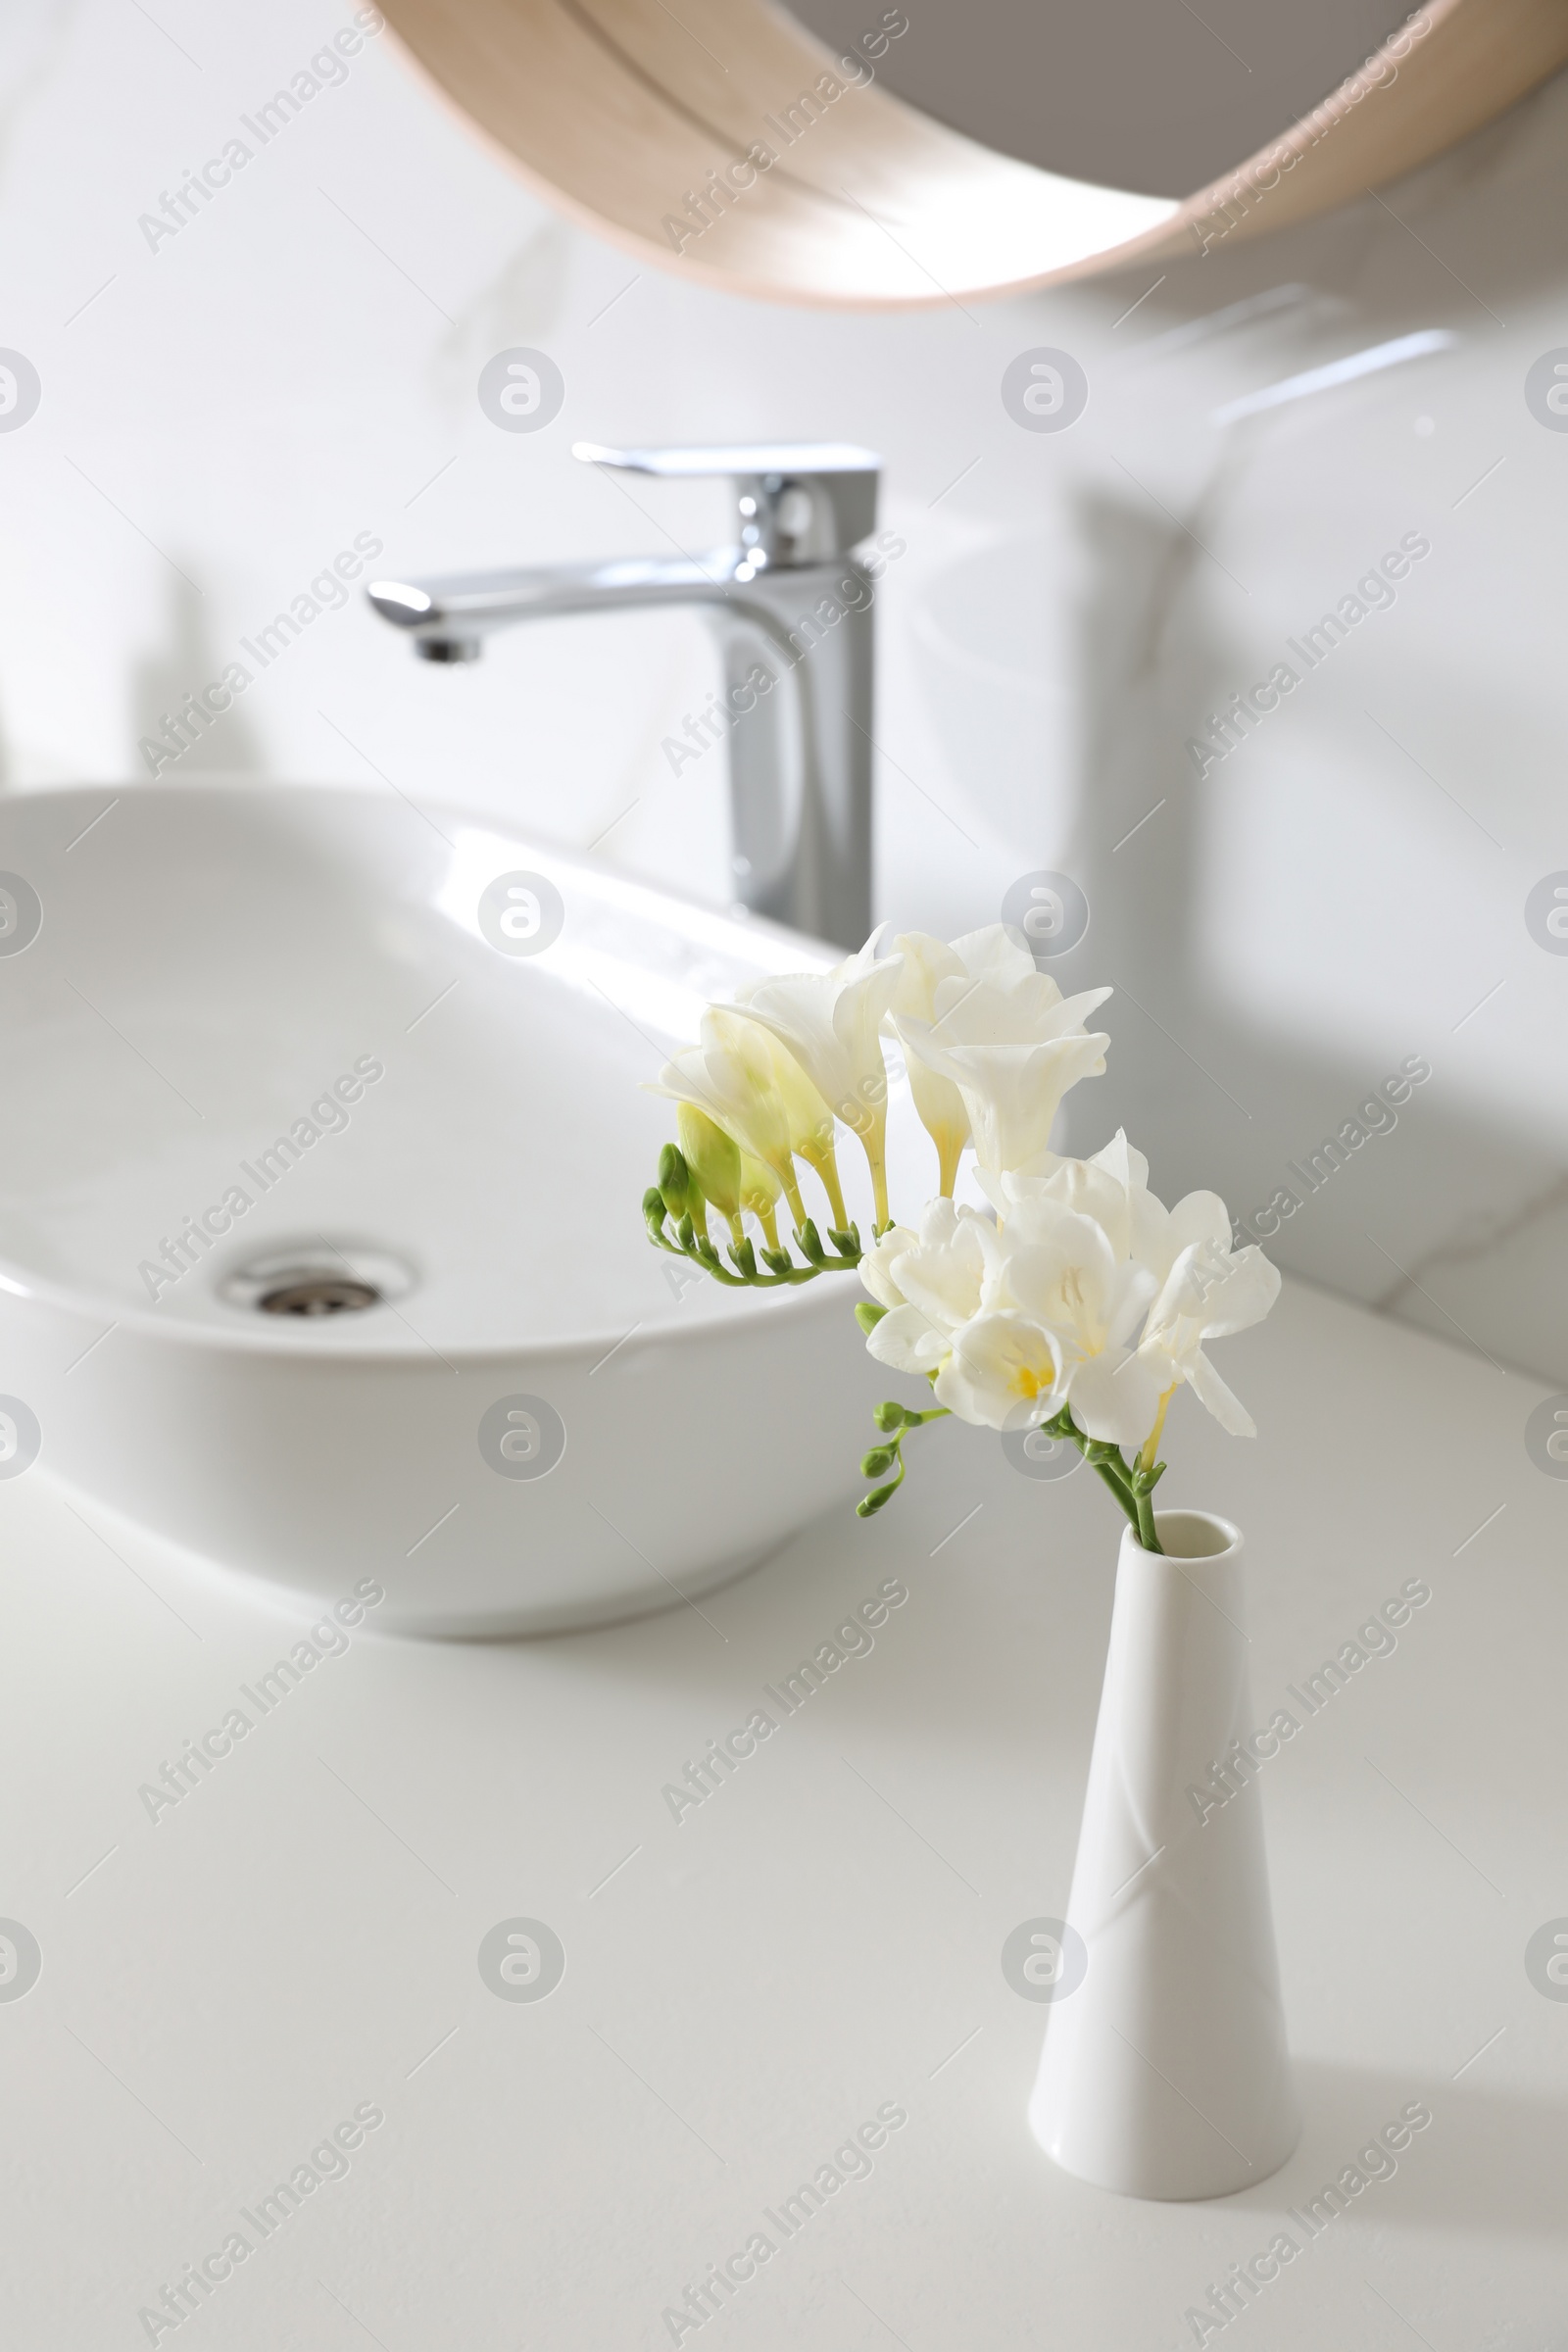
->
4;0;1566;1381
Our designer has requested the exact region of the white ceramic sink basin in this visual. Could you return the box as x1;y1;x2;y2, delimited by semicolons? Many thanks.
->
0;783;904;1635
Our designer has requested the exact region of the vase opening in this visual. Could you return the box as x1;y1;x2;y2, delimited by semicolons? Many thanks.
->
1144;1509;1241;1561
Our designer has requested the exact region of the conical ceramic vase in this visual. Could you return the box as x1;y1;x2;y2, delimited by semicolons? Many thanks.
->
1029;1509;1298;2199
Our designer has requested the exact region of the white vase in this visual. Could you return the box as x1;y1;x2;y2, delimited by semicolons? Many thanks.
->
1028;1508;1298;2200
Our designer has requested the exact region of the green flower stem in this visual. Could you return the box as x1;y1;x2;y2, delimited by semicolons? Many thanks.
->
643;1158;861;1291
857;1402;950;1516
1128;1457;1166;1553
1088;1448;1139;1523
1031;1404;1164;1554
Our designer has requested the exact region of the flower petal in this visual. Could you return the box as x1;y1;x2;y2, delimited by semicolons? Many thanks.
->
866;1303;950;1375
859;1222;917;1310
949;923;1043;993
896;1202;987;1333
1198;1247;1282;1338
736;932;903;1131
1067;1347;1168;1452
1181;1346;1257;1438
1166;1189;1233;1255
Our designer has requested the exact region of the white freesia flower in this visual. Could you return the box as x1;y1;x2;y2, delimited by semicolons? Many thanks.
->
992;1128;1231;1272
985;1129;1158;1252
898;937;1112;1180
859;1199;986;1377
1030;1147;1273;1442
737;928;903;1226
889;931;969;1194
889;924;1078;1193
935;1309;1068;1430
983;1139;1276;1447
1138;1227;1281;1439
977;1198;1164;1446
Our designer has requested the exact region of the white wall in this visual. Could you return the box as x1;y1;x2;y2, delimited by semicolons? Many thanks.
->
6;0;1567;1380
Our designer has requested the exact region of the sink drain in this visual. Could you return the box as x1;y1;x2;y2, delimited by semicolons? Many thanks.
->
217;1243;416;1318
257;1275;382;1317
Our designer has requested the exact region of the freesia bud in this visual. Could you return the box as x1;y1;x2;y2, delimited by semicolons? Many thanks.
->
657;1143;691;1218
677;1103;742;1231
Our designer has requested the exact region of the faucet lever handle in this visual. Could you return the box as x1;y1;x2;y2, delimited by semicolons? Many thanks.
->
572;439;880;567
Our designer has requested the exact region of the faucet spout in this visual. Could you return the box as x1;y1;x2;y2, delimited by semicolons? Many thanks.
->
368;553;742;648
366;442;883;951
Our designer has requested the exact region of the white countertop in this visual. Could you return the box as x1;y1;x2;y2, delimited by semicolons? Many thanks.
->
4;1275;1564;2350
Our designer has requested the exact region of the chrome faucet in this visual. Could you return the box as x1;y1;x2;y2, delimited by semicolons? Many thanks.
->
367;441;883;950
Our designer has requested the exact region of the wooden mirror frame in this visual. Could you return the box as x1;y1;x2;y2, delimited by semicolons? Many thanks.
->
378;0;1568;306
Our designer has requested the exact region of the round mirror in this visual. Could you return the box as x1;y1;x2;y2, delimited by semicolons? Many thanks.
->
379;0;1568;305
785;0;1415;196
